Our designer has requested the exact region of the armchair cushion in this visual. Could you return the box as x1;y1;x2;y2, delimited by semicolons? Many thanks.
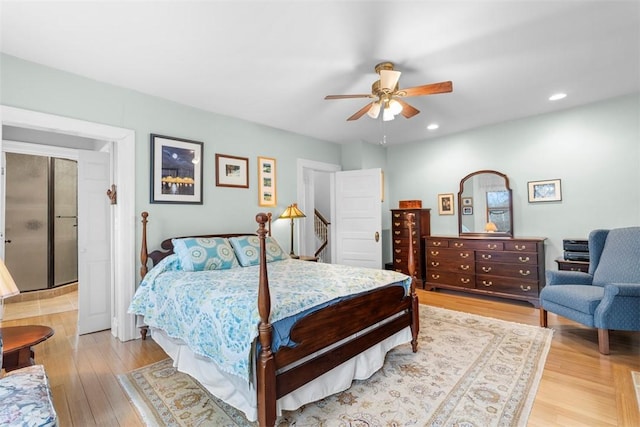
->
540;285;604;327
0;365;57;427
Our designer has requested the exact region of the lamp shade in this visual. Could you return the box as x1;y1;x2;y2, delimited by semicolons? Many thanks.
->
485;222;498;232
0;259;19;299
279;203;306;219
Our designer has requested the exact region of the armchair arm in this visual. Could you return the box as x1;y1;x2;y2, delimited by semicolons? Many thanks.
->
605;282;640;297
546;270;593;286
595;283;640;329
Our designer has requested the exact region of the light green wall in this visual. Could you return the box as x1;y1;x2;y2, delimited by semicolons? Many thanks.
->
0;54;342;250
386;93;640;269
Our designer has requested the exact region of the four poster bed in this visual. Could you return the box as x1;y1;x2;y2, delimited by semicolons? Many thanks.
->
130;211;419;426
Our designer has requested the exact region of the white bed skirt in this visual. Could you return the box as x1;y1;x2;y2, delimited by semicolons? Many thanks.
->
150;326;412;422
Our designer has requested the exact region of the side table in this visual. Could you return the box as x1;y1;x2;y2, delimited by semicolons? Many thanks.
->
1;325;54;372
555;259;590;273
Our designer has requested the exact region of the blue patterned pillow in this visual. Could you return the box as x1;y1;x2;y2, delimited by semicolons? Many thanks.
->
229;236;289;267
172;237;240;271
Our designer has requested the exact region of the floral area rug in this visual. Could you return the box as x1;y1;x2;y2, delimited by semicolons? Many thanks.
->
118;305;552;426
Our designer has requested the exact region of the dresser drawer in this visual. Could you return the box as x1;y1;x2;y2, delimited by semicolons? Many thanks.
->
392;228;418;238
426;270;475;289
476;275;538;296
476;262;539;280
476;251;538;265
393;238;419;248
425;238;450;248
427;258;475;274
450;240;505;251
426;247;474;261
504;241;538;252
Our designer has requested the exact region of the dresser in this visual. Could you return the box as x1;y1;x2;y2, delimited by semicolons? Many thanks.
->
390;209;431;287
424;236;545;306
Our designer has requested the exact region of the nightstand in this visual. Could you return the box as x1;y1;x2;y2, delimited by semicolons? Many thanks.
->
555;258;589;273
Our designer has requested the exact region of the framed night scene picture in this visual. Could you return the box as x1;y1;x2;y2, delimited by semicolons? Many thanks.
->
150;134;203;204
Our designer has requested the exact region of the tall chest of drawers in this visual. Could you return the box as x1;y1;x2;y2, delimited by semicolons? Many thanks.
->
390;209;431;287
424;236;545;306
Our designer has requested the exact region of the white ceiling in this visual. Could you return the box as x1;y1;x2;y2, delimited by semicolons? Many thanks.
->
1;1;638;146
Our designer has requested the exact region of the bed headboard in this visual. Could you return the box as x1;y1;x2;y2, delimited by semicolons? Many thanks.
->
139;211;272;278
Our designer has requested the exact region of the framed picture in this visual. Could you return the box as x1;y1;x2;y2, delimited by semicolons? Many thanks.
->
528;179;562;203
150;134;203;204
462;206;473;215
258;156;277;207
438;193;455;215
462;197;473;206
216;154;249;188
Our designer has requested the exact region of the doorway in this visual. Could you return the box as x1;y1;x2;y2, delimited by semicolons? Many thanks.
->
1;105;137;341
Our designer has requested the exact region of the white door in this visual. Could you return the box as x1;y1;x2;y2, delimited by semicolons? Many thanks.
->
335;168;382;268
77;150;111;334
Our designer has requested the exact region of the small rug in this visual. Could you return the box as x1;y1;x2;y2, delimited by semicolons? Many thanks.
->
119;305;552;426
633;371;640;410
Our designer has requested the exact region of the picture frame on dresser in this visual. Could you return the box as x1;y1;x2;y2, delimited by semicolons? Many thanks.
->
150;134;203;204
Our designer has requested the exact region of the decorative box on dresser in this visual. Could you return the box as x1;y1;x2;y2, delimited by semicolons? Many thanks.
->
424;236;546;307
390;209;431;288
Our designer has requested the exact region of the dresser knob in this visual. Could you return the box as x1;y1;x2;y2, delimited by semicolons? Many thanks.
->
460;264;470;270
431;262;440;267
394;231;400;235
393;213;400;218
394;240;401;244
515;244;527;251
395;249;402;254
454;242;463;248
431;250;439;256
482;266;492;272
487;244;497;249
482;254;492;260
482;280;493;287
395;258;402;263
519;270;531;276
460;278;470;284
459;253;469;258
394;222;400;227
520;285;532;292
433;241;441;246
431;274;440;279
518;256;530;263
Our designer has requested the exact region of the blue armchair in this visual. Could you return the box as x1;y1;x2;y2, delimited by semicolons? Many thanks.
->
540;226;640;354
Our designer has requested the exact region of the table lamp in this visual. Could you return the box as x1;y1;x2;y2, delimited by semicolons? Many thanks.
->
279;203;306;258
485;221;498;232
0;259;19;321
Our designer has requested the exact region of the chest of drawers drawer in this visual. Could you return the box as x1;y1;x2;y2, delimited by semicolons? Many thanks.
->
476;262;539;280
476;251;538;265
476;275;538;297
426;257;475;274
426;270;475;289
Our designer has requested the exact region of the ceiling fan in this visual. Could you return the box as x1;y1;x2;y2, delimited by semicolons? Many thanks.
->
324;62;453;122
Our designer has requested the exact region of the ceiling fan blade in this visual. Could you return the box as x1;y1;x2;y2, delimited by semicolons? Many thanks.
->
397;81;453;97
395;99;420;118
325;94;372;100
347;102;374;121
379;69;401;90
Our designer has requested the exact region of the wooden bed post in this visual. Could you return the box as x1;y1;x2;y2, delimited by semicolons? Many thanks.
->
255;213;276;427
405;212;420;352
140;211;149;279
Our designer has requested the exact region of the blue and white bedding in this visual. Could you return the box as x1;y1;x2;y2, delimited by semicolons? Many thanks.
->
128;256;411;383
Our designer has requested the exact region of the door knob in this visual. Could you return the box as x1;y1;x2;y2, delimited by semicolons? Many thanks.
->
4;240;11;243
374;232;380;242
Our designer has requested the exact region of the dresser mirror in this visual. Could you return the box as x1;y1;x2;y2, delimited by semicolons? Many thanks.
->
458;170;513;236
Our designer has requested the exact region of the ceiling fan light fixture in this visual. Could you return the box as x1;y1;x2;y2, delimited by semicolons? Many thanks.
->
383;108;395;121
379;69;401;91
388;99;403;115
367;102;381;119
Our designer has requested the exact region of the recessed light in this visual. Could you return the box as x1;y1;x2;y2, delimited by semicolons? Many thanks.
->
549;93;567;101
427;123;439;130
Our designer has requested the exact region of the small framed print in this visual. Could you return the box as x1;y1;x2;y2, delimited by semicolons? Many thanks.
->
462;197;473;207
462;206;473;215
150;134;203;204
258;156;277;207
528;179;562;203
216;154;249;188
438;193;455;215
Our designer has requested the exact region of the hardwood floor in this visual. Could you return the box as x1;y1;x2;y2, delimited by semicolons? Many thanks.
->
1;288;638;426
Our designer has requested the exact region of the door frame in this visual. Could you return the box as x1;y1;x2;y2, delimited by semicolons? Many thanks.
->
1;105;137;341
296;159;340;263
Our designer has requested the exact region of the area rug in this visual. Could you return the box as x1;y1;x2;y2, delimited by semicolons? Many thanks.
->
118;305;552;426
